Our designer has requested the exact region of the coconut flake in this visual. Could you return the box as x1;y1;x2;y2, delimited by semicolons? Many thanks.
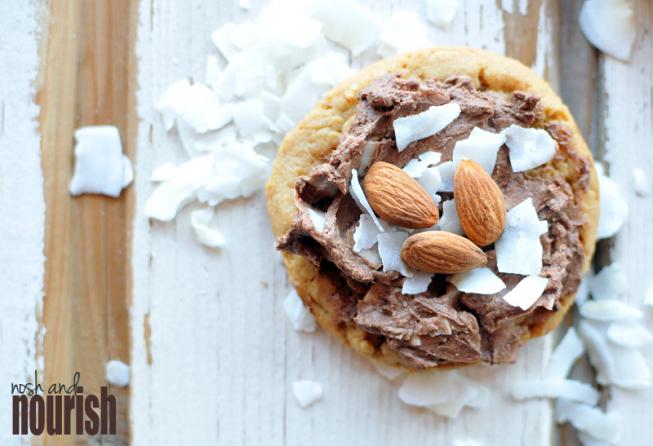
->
378;231;411;277
359;141;380;174
393;103;461;151
377;11;431;57
353;214;381;252
452;127;506;175
495;198;548;276
309;0;381;55
437;199;464;235
588;263;626;300
548;327;585;379
417;167;442;198
426;0;458;29
357;246;382;269
69;126;131;198
579;299;643;321
196;143;267;206
437;161;455;192
145;155;213;221
283;289;317;333
190;208;226;248
370;359;405;381
403;152;443;178
156;81;231;133
577;320;615;386
579;0;636;62
511;379;600;405
501;124;557;172
402;271;433;295
151;163;178;182
105;360;130;387
556;400;621;444
448;267;506;295
608;347;651;389
502;275;548;310
597;165;629;239
632;167;650;197
292;380;323;408
607;321;653;348
306;207;326;233
232;99;273;143
350;169;384;231
398;370;461;407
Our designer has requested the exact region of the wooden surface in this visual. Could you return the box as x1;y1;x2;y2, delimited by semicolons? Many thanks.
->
0;0;651;445
36;0;137;445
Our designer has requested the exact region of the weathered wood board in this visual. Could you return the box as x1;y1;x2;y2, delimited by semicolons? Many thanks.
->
0;0;651;445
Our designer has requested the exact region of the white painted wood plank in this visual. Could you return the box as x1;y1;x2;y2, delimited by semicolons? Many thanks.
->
0;1;45;445
130;1;558;445
599;1;653;444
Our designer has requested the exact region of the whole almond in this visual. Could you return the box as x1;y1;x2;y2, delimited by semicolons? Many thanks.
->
363;161;438;229
454;159;506;246
401;231;487;274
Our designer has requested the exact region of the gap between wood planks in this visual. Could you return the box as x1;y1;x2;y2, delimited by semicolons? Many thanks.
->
35;0;138;445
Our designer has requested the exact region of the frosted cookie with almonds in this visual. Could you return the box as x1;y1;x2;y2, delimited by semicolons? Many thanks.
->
266;47;599;369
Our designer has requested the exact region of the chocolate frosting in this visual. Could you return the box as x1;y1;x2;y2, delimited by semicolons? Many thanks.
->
278;75;589;368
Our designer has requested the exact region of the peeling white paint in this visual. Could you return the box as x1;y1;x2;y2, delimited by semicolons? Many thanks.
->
0;1;44;445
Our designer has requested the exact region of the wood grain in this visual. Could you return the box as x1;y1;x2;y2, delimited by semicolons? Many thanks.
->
129;1;560;445
36;0;137;444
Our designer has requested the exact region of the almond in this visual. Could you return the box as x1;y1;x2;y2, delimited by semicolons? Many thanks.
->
401;231;487;274
454;159;506;246
363;161;439;229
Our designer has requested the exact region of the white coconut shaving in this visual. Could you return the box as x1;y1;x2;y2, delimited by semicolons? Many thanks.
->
577;320;615;386
402;271;433;295
105;359;130;388
448;267;506;295
632;167;650;197
596;164;629;239
417;167;442;199
579;0;636;62
190;208;226;248
556;400;621;444
283;289;317;333
357;246;382;269
548;327;585;379
452;127;506;174
588;263;626;300
501;124;557;172
370;359;405;381
353;214;380;252
437;199;464;235
69;126;133;198
292;380;323;408
607;321;653;348
359;141;380;174
502;275;549;310
350;169;384;231
495;198;548;275
306;207;327;233
378;231;411;277
377;10;431;58
150;163;177;182
308;0;381;55
511;379;600;405
437;161;455;192
426;0;458;29
393;103;461;151
403;152;443;178
145;154;214;221
398;370;488;417
579;299;643;321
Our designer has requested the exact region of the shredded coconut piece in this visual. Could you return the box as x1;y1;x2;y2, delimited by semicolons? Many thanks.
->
556;400;622;444
437;161;455;192
402;271;433;295
393;103;461;151
353;214;380;252
190;208;226;248
495;198;548;275
417;167;442;199
292;380;323;408
437;199;464;235
501;124;557;172
350;169;384;231
105;360;130;387
151;163;177;182
502;275;548;310
426;0;459;29
607;321;653;348
596;164;629;239
511;379;600;405
283;289;317;333
452;127;506;175
548;327;585;379
378;231;411;277
306;207;326;233
448;267;506;295
69;126;132;198
579;0;636;62
579;299;643;321
377;11;431;57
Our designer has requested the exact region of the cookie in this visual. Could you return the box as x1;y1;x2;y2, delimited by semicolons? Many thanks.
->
266;47;598;369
